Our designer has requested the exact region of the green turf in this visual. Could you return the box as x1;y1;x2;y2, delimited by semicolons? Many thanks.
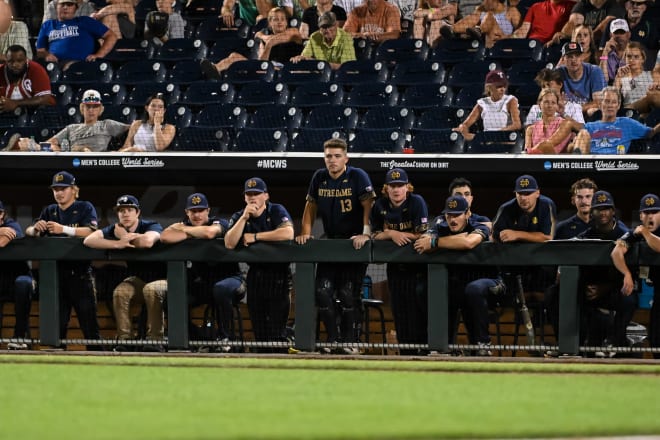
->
2;355;660;439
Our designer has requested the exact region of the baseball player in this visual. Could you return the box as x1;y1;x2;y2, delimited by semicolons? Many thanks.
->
83;194;165;351
295;138;376;354
372;168;429;353
413;195;493;354
0;200;33;349
448;177;492;232
225;177;294;350
611;193;660;359
26;171;100;349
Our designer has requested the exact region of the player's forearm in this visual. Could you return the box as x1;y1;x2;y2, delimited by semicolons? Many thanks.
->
83;234;119;249
160;228;188;244
299;202;317;235
224;220;247;249
611;244;632;278
255;225;294;242
436;233;483;250
132;232;160;248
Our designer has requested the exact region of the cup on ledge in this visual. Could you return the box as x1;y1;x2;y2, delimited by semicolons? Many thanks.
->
40;142;52;152
402;147;415;154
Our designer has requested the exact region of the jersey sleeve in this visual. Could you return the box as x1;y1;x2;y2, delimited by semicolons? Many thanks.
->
79;202;99;230
354;168;376;201
271;203;293;228
410;194;429;233
305;169;323;203
4;218;25;239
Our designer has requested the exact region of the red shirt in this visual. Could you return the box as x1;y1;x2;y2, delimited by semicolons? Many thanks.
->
0;60;53;101
524;0;575;43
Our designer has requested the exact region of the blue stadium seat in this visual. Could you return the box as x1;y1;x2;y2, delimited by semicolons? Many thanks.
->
223;59;276;84
52;83;74;106
353;38;375;61
485;38;543;67
194;17;250;43
102;105;138;124
451;83;484;108
289;82;344;108
180;81;236;107
72;83;128;106
114;60;168;86
166;60;206;85
514;83;541;110
42;61;61;83
350;128;405;153
277;60;332;86
415;107;468;130
194;103;248;135
60;60;113;86
247;105;303;134
173;127;230;152
232;81;289;107
410;128;465;153
153;38;209;63
465;131;524;154
373;38;429;67
304;105;359;131
206;36;253;62
28;106;81;133
359;106;415;131
164;105;193;129
126;83;181;108
333;60;389;87
102;39;155;66
232;128;288;152
543;43;563;65
446;60;500;90
429;38;485;66
289;128;346;152
506;61;549;88
0;107;27;129
389;60;446;87
184;0;223;27
398;83;453;110
344;83;399;109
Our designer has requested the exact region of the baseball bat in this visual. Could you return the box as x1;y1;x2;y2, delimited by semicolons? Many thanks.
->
515;274;535;347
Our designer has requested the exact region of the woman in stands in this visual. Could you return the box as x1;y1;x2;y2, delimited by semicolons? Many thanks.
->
557;25;598;66
524;88;576;154
438;0;520;48
452;69;521;141
119;93;175;152
525;68;585;126
201;7;302;78
412;0;457;46
614;42;655;108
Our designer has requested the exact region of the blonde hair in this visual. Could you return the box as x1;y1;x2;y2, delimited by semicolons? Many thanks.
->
537;87;561;104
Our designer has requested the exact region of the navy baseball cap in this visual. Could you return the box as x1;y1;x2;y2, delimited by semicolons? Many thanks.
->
561;41;582;56
386;168;408;184
591;191;615;209
186;192;209;210
114;194;140;210
514;175;539;194
639;194;660;212
442;195;469;214
50;171;76;187
244;177;267;194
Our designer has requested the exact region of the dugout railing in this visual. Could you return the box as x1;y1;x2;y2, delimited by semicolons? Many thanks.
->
0;237;655;355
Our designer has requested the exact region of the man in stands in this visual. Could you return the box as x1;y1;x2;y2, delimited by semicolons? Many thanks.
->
556;41;606;114
0;1;32;61
343;0;401;43
599;0;657;52
0;45;55;113
511;0;575;45
290;11;356;69
560;0;625;42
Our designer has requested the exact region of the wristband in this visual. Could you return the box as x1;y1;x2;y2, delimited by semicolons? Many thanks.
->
363;225;371;235
430;237;437;248
254;233;258;242
599;56;608;61
62;226;76;237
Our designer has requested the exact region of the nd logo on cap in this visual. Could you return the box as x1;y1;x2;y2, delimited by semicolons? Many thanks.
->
448;199;458;209
519;178;530;188
645;197;657;207
597;193;608;203
246;180;257;188
191;195;202;205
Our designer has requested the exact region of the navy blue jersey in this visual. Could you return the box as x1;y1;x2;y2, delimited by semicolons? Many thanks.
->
428;216;491;242
577;220;630;284
306;166;376;238
621;227;660;284
555;214;590;239
101;219;165;282
492;195;556;241
0;217;30;291
576;220;629;241
372;193;429;234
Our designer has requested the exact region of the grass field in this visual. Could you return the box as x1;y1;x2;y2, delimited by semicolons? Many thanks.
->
2;354;660;440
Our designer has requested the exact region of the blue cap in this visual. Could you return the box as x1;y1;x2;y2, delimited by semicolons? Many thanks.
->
592;191;615;209
385;168;408;184
514;175;539;194
50;171;76;188
640;194;660;212
442;195;469;214
244;177;267;194
114;194;140;210
186;193;209;210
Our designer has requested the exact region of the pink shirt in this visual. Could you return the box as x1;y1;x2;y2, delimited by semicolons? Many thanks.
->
528;116;572;154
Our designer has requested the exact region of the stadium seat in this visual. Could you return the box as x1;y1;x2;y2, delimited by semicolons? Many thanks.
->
267;42;305;66
350;128;406;153
194;103;248;135
289;82;345;108
223;59;276;84
344;83;399;109
398;83;453;110
373;38;429;67
429;38;485;66
304;105;359;131
206;36;253;62
506;61;549;88
277;60;332;86
102;105;138;124
184;0;224;27
42;61;61;83
389;59;446;87
166;60;206;85
179;81;236;107
543;43;563;64
126;83;181;108
72;83;127;106
410;128;465;153
232;81;289;107
447;61;500;90
173;127;230;152
114;60;168;86
415;107;468;130
153;38;208;63
0;107;27;129
289;127;346;152
466;131;524;154
353;38;375;61
52;83;74;107
232;128;288;152
28;106;81;134
60;60;113;86
359;106;415;131
247;105;303;134
451;83;485;108
514;83;541;110
333;60;389;87
102;39;155;66
164;105;193;129
194;17;250;42
485;38;543;67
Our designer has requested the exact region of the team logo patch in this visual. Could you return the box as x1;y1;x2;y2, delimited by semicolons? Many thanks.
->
518;178;530;188
645;197;656;207
55;174;64;182
391;171;400;180
191;195;202;205
532;217;538;224
448;200;458;209
246;179;257;188
597;194;608;203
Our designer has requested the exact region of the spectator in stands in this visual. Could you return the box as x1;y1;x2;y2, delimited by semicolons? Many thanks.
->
452;70;521;142
614;41;654;107
575;190;634;357
299;0;346;39
560;0;625;42
119;92;175;152
599;0;658;53
0;1;32;61
90;0;136;40
525;88;575;153
412;0;458;46
9;89;129;152
334;0;365;15
343;0;402;44
390;0;417;23
563;24;599;64
572;86;660;153
278;0;312;21
201;7;302;78
36;0;118;71
0;45;55;114
220;0;274;27
26;171;101;350
439;0;521;48
83;194;165;352
510;0;574;45
611;193;660;359
525;68;584;126
556;41;606;114
599;18;631;84
290;12;355;70
0;200;34;350
43;0;97;22
145;0;186;45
